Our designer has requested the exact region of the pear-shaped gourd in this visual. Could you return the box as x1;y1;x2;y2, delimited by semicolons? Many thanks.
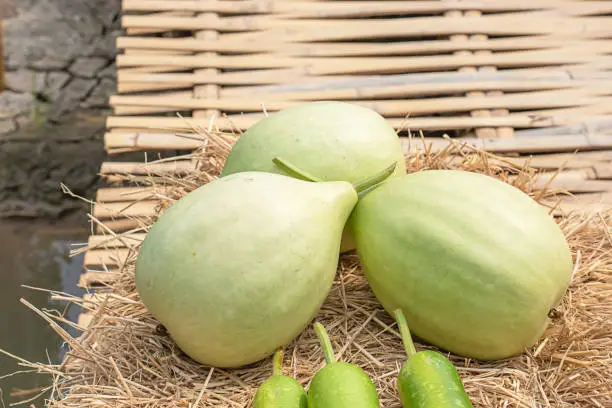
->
221;101;407;252
135;171;358;368
253;348;308;408
350;170;573;361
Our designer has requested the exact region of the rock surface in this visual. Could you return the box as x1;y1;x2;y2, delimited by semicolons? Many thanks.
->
1;0;121;217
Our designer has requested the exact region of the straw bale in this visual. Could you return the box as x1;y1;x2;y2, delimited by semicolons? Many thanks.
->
4;129;611;408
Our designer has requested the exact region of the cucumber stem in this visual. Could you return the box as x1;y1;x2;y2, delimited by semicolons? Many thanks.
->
393;309;417;360
272;348;284;377
352;162;397;194
272;157;323;183
313;322;336;365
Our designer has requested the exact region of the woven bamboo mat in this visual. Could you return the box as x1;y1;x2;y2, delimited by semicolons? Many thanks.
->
78;0;612;320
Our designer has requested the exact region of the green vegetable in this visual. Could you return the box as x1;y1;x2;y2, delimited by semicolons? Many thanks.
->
350;170;573;360
393;309;473;408
307;322;380;408
253;348;307;408
135;170;359;368
221;101;406;252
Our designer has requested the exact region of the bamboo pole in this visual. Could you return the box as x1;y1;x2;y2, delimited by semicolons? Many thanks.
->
93;201;159;219
100;160;196;175
121;0;612;17
119;14;612;41
116;36;612;57
121;0;553;15
115;49;609;73
108;89;612;116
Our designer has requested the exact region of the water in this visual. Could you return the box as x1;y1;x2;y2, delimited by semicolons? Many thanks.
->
0;216;88;407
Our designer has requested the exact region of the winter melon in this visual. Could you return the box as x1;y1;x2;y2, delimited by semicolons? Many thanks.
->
350;170;573;360
135;171;358;368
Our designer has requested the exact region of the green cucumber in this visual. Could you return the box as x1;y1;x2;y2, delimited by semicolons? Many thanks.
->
307;322;380;408
394;309;473;408
253;348;307;408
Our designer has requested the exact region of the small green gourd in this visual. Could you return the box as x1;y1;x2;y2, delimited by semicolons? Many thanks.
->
393;309;473;408
253;348;307;408
307;322;380;408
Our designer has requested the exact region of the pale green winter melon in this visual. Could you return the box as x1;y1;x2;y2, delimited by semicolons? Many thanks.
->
221;101;406;252
221;101;406;182
350;170;573;361
135;172;358;368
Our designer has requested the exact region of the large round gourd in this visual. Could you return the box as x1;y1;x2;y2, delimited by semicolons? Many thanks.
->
350;170;573;361
135;172;358;368
221;101;406;182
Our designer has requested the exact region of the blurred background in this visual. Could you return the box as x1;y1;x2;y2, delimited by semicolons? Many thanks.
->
0;1;121;405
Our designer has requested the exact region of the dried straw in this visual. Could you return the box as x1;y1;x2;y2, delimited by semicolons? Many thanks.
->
5;130;612;408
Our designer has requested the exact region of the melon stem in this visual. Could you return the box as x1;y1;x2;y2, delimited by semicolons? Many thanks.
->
313;322;336;365
394;309;417;360
273;156;397;195
272;157;323;183
272;348;284;377
352;162;397;194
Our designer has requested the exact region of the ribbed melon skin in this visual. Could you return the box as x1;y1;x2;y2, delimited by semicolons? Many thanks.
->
351;170;573;360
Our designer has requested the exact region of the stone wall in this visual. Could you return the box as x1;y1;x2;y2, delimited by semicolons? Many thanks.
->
1;0;121;217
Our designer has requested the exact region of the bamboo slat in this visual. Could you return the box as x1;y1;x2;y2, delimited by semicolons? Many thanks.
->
108;91;612;117
116;48;611;72
93;201;159;219
87;233;146;248
116;36;612;57
104;104;612;134
78;270;121;289
100;160;196;175
84;248;131;268
120;1;552;15
119;14;612;39
120;1;612;18
96;186;169;203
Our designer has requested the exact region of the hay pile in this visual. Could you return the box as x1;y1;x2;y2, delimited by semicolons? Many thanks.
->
10;132;612;407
